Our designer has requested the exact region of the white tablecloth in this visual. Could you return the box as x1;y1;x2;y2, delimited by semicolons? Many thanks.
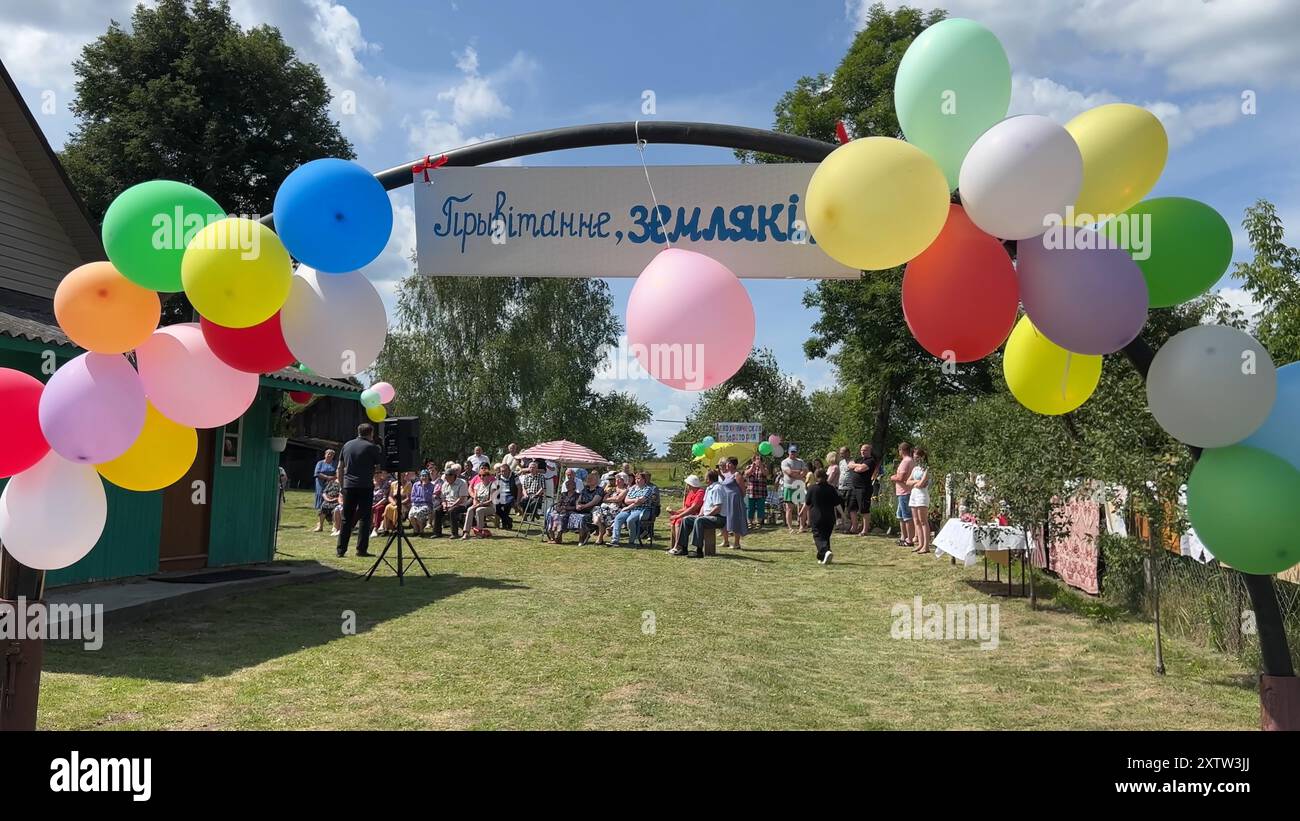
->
933;519;1031;567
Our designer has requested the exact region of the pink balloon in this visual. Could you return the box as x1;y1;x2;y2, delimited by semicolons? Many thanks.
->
136;323;258;428
372;381;396;404
626;249;754;391
38;352;145;464
768;434;781;447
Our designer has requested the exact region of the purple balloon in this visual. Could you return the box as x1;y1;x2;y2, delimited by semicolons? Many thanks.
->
38;352;146;464
1017;229;1149;355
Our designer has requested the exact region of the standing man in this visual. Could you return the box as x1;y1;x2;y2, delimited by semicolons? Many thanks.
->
780;444;807;534
846;444;878;537
311;448;337;532
890;442;916;547
336;425;383;558
502;443;520;473
468;445;490;472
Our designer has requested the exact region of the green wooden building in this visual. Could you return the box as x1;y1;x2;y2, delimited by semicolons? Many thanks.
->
0;58;360;586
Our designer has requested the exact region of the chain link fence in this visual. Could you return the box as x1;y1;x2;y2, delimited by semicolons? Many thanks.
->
1101;534;1300;669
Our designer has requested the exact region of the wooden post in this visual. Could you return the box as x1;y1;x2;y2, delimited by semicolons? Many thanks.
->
0;546;45;731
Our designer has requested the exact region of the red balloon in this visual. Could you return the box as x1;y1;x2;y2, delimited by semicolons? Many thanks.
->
902;204;1018;362
199;313;295;374
288;391;313;405
0;368;50;478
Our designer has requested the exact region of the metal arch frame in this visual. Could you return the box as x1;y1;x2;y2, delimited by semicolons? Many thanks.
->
259;119;1294;684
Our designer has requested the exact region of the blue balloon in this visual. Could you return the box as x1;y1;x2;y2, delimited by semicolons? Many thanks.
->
574;468;588;483
702;435;715;447
1242;361;1300;471
359;388;382;409
273;158;393;273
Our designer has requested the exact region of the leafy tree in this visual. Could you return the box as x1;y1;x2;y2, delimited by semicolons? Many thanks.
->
1233;200;1300;364
61;0;353;321
375;274;652;464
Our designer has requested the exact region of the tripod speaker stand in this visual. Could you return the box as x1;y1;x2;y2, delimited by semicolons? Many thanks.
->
364;416;430;584
363;480;430;584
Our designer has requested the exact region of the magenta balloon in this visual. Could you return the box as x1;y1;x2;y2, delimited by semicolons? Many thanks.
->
626;249;755;391
136;323;259;428
372;381;396;404
1016;230;1149;355
38;352;145;464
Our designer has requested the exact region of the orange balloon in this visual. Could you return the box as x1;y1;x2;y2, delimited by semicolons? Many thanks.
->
54;261;161;353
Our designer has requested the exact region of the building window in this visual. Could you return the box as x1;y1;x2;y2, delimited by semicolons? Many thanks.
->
222;417;243;467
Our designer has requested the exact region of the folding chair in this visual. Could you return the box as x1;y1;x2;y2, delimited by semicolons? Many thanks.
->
517;493;547;538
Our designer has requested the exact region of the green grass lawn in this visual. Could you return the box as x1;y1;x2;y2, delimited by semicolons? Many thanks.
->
37;489;1258;729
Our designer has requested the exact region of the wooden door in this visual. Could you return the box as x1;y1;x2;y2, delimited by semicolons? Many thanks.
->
158;428;216;571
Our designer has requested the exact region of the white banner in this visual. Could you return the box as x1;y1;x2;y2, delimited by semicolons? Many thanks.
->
716;422;762;443
413;165;855;279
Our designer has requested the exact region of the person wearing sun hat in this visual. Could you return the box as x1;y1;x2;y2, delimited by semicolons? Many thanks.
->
667;474;705;553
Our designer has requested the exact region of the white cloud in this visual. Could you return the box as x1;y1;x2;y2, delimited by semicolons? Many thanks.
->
1010;73;1241;147
851;0;1300;91
1216;286;1261;322
403;45;537;157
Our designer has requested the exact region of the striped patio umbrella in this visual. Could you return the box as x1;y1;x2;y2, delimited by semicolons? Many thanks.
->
516;439;612;466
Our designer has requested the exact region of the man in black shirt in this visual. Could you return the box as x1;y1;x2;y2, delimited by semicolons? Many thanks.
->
846;443;877;537
336;423;384;557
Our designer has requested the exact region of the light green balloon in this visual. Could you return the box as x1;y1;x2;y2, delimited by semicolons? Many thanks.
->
359;388;382;409
101;180;224;292
1187;446;1300;575
894;18;1011;191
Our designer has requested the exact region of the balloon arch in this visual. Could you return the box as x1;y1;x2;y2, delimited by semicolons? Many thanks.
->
2;18;1296;726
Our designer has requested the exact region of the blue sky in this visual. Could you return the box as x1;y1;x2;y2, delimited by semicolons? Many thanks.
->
3;0;1298;452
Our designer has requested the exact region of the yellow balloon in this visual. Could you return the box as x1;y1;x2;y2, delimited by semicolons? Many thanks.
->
805;137;950;271
96;402;197;491
1065;103;1167;222
181;218;292;328
1003;316;1102;415
366;404;387;422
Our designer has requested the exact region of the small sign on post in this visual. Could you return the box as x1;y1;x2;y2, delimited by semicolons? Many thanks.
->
715;422;762;443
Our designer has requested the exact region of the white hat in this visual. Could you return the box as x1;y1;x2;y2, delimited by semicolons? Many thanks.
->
684;474;702;488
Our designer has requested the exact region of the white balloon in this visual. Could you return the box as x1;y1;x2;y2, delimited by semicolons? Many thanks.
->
1147;325;1277;447
0;450;107;570
280;267;387;378
958;115;1082;240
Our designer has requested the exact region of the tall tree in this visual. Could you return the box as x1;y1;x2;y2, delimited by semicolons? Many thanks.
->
60;0;353;321
375;274;653;463
1233;200;1300;364
739;3;994;456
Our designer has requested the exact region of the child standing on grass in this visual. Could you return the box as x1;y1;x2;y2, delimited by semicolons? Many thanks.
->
806;468;840;565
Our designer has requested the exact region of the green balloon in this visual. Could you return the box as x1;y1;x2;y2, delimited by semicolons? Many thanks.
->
1121;197;1232;308
691;442;706;458
359;388;382;409
894;18;1011;190
758;441;773;456
1187;445;1300;575
102;180;224;292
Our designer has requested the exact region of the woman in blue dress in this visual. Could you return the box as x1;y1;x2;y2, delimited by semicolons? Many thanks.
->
311;448;337;532
719;456;749;549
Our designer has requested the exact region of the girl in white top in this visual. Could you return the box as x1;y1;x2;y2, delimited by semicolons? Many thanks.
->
908;447;932;555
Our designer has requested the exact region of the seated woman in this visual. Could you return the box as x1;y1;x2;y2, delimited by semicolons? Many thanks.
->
383;470;415;533
593;475;627;546
546;478;581;544
667;474;704;552
464;464;497;539
320;478;343;536
406;470;436;536
573;471;605;545
371;469;390;537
